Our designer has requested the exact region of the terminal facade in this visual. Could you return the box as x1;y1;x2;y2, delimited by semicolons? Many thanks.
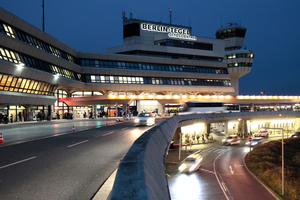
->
0;7;256;121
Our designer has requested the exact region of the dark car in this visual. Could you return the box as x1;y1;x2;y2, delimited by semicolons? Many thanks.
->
289;132;300;138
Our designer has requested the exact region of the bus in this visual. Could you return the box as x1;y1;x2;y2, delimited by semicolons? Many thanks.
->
294;104;300;111
224;104;240;112
178;102;240;114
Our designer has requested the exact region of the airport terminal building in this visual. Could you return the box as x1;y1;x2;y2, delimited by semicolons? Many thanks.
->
0;7;254;121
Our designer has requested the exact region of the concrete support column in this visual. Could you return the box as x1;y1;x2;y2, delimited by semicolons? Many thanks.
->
160;103;165;117
25;104;32;121
93;104;97;118
250;103;255;112
122;104;127;118
274;103;278;111
224;122;228;136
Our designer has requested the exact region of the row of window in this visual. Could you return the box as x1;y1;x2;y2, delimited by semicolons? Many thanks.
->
0;73;57;96
80;60;228;74
215;27;246;39
225;53;254;59
228;63;252;68
0;21;76;64
0;46;82;81
154;39;213;51
86;75;231;87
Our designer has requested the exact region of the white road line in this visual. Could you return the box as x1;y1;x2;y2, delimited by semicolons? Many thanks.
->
121;127;128;130
200;168;215;174
67;140;89;148
0;156;37;170
103;132;114;136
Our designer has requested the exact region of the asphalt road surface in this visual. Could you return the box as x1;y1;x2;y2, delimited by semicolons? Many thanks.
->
0;118;165;200
167;139;278;200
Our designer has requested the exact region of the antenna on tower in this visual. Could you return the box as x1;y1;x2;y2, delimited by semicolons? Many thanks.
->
130;9;133;19
122;10;128;21
42;0;45;31
169;8;172;24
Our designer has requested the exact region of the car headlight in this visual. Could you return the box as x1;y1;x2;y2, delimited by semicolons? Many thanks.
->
252;142;258;145
178;164;186;171
134;119;140;123
147;118;152;123
245;142;250;145
222;139;226;142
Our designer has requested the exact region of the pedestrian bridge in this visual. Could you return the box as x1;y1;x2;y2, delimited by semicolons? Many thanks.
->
110;111;300;200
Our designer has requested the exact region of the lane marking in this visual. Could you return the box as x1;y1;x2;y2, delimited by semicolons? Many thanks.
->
67;140;89;148
213;148;234;200
0;156;37;170
121;127;128;130
200;168;215;174
103;132;114;136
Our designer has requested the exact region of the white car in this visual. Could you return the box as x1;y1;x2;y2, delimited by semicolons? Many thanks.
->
245;137;265;146
178;153;203;173
134;112;155;126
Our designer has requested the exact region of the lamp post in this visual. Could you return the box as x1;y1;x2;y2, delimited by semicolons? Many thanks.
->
282;128;284;196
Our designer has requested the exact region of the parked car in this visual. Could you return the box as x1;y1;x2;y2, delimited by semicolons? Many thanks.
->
134;112;155;126
222;135;240;145
178;152;203;173
289;132;300;138
254;130;269;137
245;137;265;146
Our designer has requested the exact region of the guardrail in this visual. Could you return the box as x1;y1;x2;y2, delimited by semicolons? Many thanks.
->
110;111;300;200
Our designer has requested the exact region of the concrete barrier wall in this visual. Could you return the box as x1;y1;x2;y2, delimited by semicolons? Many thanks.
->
110;111;300;200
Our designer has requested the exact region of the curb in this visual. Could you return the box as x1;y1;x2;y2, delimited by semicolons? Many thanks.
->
243;155;281;200
92;169;118;200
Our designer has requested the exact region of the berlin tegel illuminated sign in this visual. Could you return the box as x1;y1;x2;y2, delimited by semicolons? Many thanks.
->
141;23;197;40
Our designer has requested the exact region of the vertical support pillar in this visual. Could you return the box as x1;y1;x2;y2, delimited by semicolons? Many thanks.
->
160;103;165;117
250;103;254;112
224;122;228;136
122;104;127;118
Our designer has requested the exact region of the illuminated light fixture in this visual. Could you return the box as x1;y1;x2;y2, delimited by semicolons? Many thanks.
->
129;95;136;99
250;96;256;99
204;95;210;99
182;95;187;99
174;95;180;99
257;96;262;99
139;95;144;99
225;95;231;99
119;95;126;99
212;95;217;99
237;96;244;99
262;96;268;99
157;95;163;99
219;95;224;99
238;118;242;121
109;94;116;99
189;95;196;99
54;73;60;78
166;95;171;99
148;95;154;99
279;96;284;99
16;63;25;68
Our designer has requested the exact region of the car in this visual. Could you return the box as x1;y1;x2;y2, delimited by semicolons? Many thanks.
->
289;132;300;138
134;112;155;126
254;130;269;137
245;137;265;146
178;152;203;173
222;135;240;145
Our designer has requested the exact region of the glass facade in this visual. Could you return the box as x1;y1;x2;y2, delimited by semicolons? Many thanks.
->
0;46;83;81
0;73;57;96
0;20;77;64
154;39;213;51
87;75;231;87
80;59;228;74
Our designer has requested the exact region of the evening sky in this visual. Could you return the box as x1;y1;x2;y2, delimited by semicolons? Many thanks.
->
1;0;299;95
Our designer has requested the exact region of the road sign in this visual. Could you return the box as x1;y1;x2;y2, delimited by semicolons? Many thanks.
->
248;137;252;142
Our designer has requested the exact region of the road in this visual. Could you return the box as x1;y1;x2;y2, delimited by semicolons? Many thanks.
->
0;118;165;200
167;137;279;200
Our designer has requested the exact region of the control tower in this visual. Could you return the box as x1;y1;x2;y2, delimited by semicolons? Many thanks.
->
216;23;255;95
